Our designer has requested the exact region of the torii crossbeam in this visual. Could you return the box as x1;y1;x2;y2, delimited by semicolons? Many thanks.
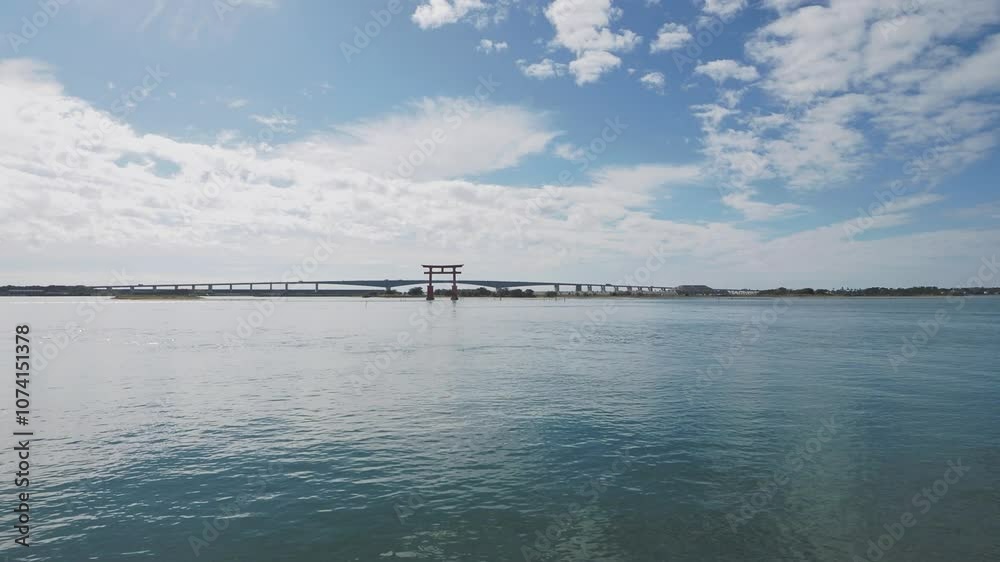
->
422;264;463;301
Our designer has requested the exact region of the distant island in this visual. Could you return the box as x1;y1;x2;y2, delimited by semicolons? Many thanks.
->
112;294;203;300
1;284;998;298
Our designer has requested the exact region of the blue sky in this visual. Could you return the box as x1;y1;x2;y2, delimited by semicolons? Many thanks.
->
1;0;999;288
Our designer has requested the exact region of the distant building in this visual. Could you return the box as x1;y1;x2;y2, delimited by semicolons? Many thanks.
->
675;285;713;295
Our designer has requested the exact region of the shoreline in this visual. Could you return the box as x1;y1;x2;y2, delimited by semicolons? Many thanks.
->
3;294;998;300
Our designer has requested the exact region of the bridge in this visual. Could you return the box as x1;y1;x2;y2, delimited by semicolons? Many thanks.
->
88;279;683;295
78;266;759;298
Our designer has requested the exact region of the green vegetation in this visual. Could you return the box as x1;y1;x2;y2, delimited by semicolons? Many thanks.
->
756;286;1000;297
113;294;203;300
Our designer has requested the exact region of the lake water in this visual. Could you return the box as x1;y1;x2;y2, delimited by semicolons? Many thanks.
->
2;296;998;561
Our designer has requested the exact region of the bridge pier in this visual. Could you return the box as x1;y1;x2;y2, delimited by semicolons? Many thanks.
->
554;284;560;294
315;283;319;292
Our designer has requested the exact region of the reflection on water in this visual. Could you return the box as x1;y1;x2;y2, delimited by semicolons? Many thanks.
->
2;297;998;561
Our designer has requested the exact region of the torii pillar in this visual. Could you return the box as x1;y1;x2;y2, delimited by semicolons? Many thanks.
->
422;264;463;301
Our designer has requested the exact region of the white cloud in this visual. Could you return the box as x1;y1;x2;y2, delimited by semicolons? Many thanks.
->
250;111;298;133
517;58;568;79
477;38;509;53
222;97;249;109
650;23;691;53
694;59;759;83
920;33;1000;107
553;143;585;161
568;50;622;85
544;0;641;85
280;96;559;181
747;0;1000;104
4;57;999;288
78;0;277;42
639;71;665;94
413;0;486;29
695;94;871;191
721;191;807;221
702;0;747;18
0;57;764;286
759;0;809;11
736;0;1000;190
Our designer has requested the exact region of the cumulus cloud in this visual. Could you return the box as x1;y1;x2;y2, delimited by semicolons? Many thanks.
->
713;0;1000;193
282;96;560;181
701;0;746;18
477;38;509;53
5;54;999;288
639;71;666;94
650;22;692;53
694;60;760;83
543;0;641;85
517;58;568;79
568;50;622;85
250;111;298;133
2;58;739;284
412;0;486;29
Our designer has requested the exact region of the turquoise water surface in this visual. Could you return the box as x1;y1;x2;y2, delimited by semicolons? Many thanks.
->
1;297;998;561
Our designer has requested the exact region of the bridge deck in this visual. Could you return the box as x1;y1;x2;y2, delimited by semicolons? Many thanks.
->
88;279;681;291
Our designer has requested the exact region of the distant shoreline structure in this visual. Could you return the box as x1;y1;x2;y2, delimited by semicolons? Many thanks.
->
1;285;998;298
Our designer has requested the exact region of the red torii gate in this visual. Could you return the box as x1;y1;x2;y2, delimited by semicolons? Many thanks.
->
422;264;462;301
